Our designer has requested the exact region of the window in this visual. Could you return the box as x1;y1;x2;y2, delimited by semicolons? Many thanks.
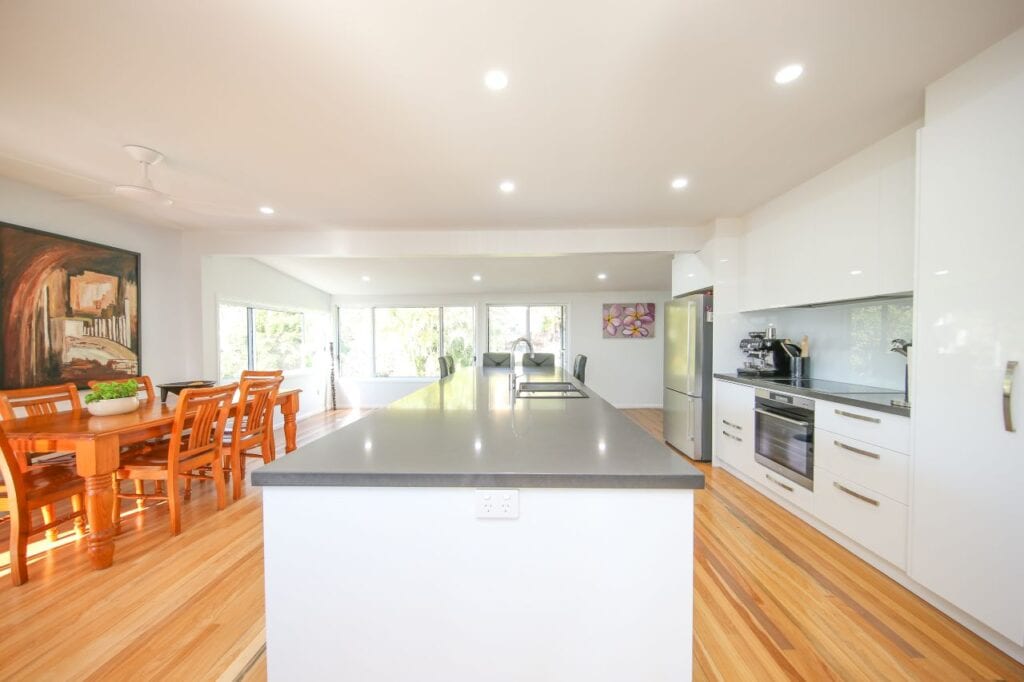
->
218;303;329;380
337;306;476;378
487;304;566;366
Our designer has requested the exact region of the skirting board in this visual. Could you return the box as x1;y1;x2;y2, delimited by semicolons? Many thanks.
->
715;459;1024;665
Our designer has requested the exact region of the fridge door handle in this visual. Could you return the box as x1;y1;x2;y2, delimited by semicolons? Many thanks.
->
1004;360;1018;433
687;300;697;394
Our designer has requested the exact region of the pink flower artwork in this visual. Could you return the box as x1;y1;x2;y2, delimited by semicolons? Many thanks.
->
602;302;655;339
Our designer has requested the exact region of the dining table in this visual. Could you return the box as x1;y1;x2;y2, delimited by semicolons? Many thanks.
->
0;387;301;571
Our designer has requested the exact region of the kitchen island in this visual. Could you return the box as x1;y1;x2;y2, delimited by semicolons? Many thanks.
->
254;368;704;681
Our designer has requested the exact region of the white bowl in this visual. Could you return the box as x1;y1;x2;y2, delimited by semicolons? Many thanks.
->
86;396;140;417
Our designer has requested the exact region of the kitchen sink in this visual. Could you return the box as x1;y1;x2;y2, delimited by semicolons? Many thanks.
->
515;381;588;399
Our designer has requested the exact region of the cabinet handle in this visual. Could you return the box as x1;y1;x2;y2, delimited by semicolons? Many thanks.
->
834;440;880;460
755;408;810;427
765;473;794;493
833;482;880;507
834;408;881;424
722;419;742;430
1004;360;1018;433
722;430;742;442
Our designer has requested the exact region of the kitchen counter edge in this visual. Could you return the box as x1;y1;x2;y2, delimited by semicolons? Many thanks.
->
713;374;911;417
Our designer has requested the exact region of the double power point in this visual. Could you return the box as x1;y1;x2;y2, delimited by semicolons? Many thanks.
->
475;489;520;519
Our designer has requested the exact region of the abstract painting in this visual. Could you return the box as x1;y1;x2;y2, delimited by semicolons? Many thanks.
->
0;222;140;389
603;303;655;339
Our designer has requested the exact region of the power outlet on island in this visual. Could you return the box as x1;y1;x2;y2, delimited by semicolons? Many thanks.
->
475;489;519;519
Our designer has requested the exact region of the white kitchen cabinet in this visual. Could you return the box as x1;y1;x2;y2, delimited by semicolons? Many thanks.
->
712;379;755;477
815;399;911;453
910;32;1024;646
815;430;909;504
737;124;917;311
814;468;908;568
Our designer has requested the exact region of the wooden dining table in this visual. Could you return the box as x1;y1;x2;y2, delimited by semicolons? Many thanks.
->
0;388;301;571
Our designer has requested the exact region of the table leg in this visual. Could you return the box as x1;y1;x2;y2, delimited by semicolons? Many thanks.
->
75;435;120;570
282;393;300;453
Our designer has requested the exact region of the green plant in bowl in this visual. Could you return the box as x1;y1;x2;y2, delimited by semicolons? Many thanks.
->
85;380;141;416
85;379;139;403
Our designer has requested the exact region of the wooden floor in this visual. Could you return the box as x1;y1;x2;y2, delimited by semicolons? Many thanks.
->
0;408;1021;681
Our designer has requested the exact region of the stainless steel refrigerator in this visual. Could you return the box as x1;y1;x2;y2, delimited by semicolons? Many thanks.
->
663;292;713;461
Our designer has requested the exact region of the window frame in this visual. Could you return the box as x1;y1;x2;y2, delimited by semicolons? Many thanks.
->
337;304;477;379
216;298;326;379
485;303;568;367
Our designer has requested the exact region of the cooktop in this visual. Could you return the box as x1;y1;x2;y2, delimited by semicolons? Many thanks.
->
764;378;903;395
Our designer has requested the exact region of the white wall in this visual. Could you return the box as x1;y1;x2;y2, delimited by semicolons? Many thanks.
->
0;176;188;385
333;290;670;409
201;256;333;418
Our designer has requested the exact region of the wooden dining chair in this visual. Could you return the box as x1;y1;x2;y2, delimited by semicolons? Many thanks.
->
114;383;236;536
241;369;284;381
88;376;159;509
222;377;282;501
0;383;83;541
0;425;87;586
87;375;156;402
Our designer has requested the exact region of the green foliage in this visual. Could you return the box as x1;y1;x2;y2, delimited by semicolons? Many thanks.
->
85;379;138;404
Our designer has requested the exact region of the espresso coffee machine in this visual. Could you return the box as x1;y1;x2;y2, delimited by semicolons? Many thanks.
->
738;329;797;377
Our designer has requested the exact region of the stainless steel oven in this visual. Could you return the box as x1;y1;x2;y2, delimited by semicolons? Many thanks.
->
754;388;815;490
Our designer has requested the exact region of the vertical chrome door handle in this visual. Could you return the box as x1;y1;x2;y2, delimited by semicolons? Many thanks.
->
1005;360;1018;433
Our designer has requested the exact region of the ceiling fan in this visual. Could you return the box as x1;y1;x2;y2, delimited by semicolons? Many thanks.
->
112;144;173;206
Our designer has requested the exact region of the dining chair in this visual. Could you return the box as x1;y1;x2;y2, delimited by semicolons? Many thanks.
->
241;369;284;381
87;375;156;402
482;353;511;368
88;376;160;508
0;383;82;541
114;383;236;536
222;377;282;501
573;354;588;384
0;425;87;586
438;355;454;378
521;353;555;368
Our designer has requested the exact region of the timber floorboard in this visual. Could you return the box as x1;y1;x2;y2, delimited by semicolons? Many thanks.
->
0;407;1021;681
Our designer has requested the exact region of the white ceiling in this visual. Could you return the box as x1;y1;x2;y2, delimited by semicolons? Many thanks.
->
1;1;1023;232
255;253;673;296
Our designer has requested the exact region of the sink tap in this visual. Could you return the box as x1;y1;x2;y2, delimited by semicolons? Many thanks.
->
509;336;534;391
890;338;912;405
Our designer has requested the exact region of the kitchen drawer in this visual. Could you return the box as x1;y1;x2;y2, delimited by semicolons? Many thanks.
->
815;399;910;453
754;463;814;514
715;379;755;433
815;429;909;504
716;424;753;475
814;468;908;568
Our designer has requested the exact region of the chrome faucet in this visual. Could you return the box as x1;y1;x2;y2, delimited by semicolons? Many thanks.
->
508;336;534;392
890;338;912;406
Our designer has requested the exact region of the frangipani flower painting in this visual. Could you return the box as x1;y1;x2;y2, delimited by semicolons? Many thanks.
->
603;303;655;339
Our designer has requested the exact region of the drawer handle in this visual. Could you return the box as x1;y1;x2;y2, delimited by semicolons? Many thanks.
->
722;430;742;442
722;419;742;430
834;440;880;460
765;473;794;493
833;482;880;507
834;408;881;424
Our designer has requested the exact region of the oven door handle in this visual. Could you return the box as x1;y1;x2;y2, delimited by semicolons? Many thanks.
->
754;408;811;428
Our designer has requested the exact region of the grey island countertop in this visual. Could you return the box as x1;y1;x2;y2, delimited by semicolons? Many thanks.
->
254;368;705;489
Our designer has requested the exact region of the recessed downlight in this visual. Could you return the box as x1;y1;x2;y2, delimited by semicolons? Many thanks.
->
934;269;950;276
361;275;371;282
774;63;804;85
670;177;689;190
849;269;863;276
597;273;608;280
472;274;482;282
499;180;516;193
259;206;275;215
484;69;509;91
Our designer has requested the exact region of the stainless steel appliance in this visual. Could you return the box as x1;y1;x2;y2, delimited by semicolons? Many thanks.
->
753;388;815;490
738;331;799;377
664;292;713;461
